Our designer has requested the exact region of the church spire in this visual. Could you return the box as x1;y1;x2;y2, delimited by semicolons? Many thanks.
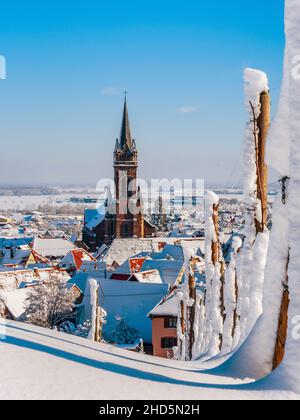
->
120;95;133;149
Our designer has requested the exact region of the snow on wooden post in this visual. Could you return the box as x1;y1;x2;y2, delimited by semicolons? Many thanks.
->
244;68;270;236
218;3;300;389
257;91;270;232
273;193;290;371
180;301;185;337
245;68;270;238
251;91;271;234
205;191;224;356
269;0;300;391
212;202;220;265
234;69;271;341
273;271;290;370
176;249;199;361
95;295;100;342
176;283;186;361
177;300;186;360
212;199;225;350
97;306;106;342
232;268;239;336
88;279;104;343
188;257;197;361
221;237;243;355
220;261;226;322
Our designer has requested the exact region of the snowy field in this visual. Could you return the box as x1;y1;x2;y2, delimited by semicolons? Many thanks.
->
0;320;298;400
0;190;276;213
0;194;102;212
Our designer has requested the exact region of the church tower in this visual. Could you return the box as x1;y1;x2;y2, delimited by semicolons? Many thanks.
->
83;97;157;251
114;97;139;238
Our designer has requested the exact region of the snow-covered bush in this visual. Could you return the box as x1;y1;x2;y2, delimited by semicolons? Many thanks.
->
104;316;140;345
59;320;76;334
25;278;75;329
75;320;92;338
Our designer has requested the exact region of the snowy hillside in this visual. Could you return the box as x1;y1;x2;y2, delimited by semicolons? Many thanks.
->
0;320;298;400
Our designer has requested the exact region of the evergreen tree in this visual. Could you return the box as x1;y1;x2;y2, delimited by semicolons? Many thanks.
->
104;316;139;345
151;194;169;231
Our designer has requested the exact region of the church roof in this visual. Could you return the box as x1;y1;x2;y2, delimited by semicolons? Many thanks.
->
120;98;133;149
85;205;106;230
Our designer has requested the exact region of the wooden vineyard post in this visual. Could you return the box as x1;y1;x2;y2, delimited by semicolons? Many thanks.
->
188;258;197;361
96;307;104;342
220;261;226;323
273;176;291;370
232;268;239;338
257;91;271;232
180;300;185;359
250;90;271;234
94;284;102;343
273;253;290;370
212;203;220;265
211;201;224;350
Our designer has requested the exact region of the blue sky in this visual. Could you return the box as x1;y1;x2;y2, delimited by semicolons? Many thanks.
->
0;0;285;185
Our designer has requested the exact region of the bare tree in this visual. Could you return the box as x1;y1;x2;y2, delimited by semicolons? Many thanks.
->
25;278;75;329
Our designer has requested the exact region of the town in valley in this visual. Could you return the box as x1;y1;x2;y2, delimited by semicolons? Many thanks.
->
1;0;299;402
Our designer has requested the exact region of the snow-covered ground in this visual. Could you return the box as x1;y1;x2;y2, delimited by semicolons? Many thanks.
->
0;190;275;213
0;194;102;212
0;320;298;400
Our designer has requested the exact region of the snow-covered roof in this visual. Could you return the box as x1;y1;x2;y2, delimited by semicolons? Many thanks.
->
104;239;155;266
141;260;183;285
149;285;205;318
180;239;205;256
0;288;30;319
149;292;178;317
60;249;97;271
32;237;75;258
0;267;70;292
153;244;184;260
85;206;105;230
0;238;33;249
0;227;22;238
104;237;205;267
113;257;183;286
133;270;163;284
1;246;31;265
68;271;106;295
78;260;107;274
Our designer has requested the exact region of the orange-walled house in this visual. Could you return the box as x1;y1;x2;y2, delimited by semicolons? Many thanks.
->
149;293;178;359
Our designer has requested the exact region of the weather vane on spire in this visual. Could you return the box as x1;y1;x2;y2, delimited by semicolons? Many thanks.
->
124;89;128;100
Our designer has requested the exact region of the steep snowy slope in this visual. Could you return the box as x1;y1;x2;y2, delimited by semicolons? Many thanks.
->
0;320;298;400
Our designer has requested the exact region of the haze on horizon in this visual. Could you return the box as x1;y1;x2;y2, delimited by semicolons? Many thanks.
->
0;0;285;186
